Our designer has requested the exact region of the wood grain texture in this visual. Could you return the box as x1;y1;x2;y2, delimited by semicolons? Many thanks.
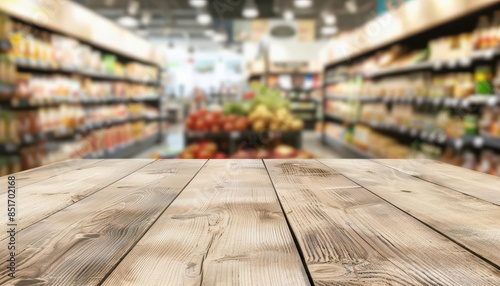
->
0;159;152;238
1;159;102;188
265;159;500;285
319;159;500;268
0;159;206;286
375;159;500;205
102;159;310;286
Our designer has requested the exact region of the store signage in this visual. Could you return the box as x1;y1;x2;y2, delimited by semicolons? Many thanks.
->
270;25;296;38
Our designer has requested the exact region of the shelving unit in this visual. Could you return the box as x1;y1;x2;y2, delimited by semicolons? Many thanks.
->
322;1;500;174
0;11;166;172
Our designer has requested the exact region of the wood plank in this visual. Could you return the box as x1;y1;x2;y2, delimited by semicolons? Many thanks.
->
102;159;310;286
0;159;205;286
319;159;500;268
0;159;153;238
1;159;102;188
375;159;500;205
265;159;500;285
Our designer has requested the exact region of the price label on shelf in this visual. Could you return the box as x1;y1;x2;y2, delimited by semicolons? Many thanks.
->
429;132;437;142
447;59;457;69
484;49;495;60
473;136;485;148
437;134;447;144
410;129;418;137
433;61;443;70
454;139;464;150
416;97;424;106
432;98;441;106
399;126;408;133
487;97;498;107
230;132;241;139
459;58;471;67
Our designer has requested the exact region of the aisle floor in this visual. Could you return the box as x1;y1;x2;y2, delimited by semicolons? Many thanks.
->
134;125;343;159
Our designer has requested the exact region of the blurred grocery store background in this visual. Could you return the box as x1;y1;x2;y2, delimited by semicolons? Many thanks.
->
1;0;500;176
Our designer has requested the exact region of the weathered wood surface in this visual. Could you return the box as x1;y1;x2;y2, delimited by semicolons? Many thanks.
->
375;159;500;205
265;159;500;285
103;159;310;286
0;159;101;188
0;159;205;286
2;159;499;285
319;159;500;267
0;159;152;238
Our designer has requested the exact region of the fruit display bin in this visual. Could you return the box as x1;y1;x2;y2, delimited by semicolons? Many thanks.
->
184;130;302;156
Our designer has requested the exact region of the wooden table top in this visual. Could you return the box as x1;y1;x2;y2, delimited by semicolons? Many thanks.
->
1;159;499;285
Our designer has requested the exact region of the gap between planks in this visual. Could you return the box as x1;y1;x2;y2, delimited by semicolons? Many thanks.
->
0;159;207;286
265;159;500;285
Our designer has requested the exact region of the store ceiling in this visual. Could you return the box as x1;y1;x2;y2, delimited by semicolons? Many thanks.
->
76;0;377;44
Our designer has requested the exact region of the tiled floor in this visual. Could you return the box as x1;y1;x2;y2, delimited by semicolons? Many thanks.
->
133;125;343;159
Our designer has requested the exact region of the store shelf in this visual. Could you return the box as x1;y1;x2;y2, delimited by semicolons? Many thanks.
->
0;95;160;108
0;115;162;154
325;94;500;107
0;39;12;51
0;83;15;95
83;132;160;159
16;61;160;85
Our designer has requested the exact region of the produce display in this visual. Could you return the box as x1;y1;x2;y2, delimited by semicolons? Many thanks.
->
185;109;249;133
231;144;313;159
177;141;228;159
177;141;313;160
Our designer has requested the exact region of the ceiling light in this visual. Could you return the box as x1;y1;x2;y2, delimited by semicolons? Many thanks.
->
141;12;152;25
189;0;207;8
117;16;139;28
243;0;259;18
197;12;212;25
283;9;294;21
323;13;337;25
204;29;215;37
345;0;358;13
321;26;338;36
294;0;312;8
104;0;115;7
127;0;140;16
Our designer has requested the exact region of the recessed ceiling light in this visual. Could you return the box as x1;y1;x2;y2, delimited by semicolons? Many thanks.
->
117;16;139;28
321;26;338;36
243;0;259;18
283;10;294;21
189;0;207;8
345;0;358;13
323;13;337;25
197;12;212;25
294;0;312;8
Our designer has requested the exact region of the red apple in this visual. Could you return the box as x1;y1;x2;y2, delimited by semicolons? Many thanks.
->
226;114;237;123
205;113;216;127
210;125;221;133
234;118;249;131
195;119;206;131
223;122;234;132
214;153;227;159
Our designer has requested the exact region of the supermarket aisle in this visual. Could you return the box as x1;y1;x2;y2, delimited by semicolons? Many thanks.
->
302;131;343;159
134;124;185;158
